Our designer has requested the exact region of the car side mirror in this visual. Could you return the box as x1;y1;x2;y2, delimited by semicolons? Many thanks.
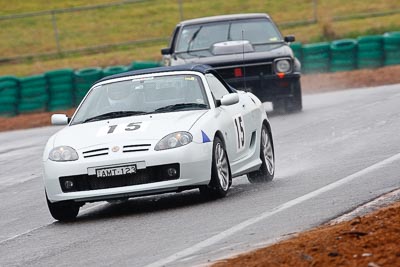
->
51;114;69;125
220;93;239;106
284;35;295;43
161;47;172;55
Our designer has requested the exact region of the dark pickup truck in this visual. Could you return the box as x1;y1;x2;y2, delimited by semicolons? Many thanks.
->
161;13;302;112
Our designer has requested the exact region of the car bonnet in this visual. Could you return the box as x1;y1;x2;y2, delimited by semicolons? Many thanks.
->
52;110;208;150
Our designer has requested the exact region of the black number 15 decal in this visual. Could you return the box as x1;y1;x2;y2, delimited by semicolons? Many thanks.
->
107;122;142;134
234;115;245;151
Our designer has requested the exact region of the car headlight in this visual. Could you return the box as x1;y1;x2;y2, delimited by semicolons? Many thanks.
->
275;59;291;73
155;132;193;151
49;146;79;161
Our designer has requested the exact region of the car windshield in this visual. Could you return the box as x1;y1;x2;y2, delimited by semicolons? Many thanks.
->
175;18;282;54
70;74;209;125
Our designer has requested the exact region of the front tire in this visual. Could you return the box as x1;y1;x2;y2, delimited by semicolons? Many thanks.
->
272;80;302;113
46;194;80;222
199;136;231;199
286;80;302;112
248;125;275;183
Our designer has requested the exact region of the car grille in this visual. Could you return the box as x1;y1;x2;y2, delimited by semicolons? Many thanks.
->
82;148;109;158
215;63;273;79
81;144;152;158
59;163;180;192
123;144;151;153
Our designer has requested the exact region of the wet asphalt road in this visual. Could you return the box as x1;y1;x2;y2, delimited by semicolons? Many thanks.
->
1;84;400;266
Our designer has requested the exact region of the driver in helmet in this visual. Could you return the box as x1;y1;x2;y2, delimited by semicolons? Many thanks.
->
106;85;132;111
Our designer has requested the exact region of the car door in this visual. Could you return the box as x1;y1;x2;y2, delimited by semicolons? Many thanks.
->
205;73;252;163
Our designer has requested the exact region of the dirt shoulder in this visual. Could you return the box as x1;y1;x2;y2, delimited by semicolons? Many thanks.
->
1;65;400;132
213;200;400;267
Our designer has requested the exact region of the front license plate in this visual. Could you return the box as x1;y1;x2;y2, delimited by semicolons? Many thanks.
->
96;165;137;178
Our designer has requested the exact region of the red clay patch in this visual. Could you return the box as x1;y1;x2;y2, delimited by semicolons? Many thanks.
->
213;201;400;267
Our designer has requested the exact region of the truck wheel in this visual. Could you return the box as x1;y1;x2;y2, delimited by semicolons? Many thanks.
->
286;80;302;112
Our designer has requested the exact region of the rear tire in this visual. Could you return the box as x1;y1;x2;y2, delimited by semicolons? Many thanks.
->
46;193;80;222
248;125;275;183
199;136;231;199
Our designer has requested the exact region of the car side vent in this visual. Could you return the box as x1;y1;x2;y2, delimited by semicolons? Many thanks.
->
123;144;151;153
82;148;109;158
249;131;256;148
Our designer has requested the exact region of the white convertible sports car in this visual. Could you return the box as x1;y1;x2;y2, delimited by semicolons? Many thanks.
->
43;64;275;221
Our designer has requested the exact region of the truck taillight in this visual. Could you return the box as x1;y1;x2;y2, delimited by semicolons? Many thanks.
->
234;68;243;77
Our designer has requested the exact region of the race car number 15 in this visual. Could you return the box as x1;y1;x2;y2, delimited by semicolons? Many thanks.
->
97;122;143;136
233;114;245;151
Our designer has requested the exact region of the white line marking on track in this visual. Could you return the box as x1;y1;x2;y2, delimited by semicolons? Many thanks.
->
0;225;46;245
145;152;400;267
0;203;105;245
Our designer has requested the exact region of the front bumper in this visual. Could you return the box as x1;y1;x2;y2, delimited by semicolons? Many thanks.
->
225;73;301;103
44;142;213;203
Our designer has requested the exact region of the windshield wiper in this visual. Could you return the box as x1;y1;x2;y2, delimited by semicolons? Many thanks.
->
154;103;207;113
186;26;203;53
83;111;148;123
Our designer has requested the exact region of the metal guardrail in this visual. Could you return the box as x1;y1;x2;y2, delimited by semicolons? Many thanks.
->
0;0;399;63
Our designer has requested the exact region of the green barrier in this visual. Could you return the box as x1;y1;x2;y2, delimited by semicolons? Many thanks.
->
0;95;17;104
0;80;18;89
0;85;18;98
48;96;74;104
0;103;15;111
302;42;330;55
356;35;383;69
302;42;330;74
383;33;400;45
102;65;130;77
49;90;73;99
48;96;74;111
384;44;400;51
384;58;400;66
0;77;18;88
302;61;330;73
130;61;161;71
0;76;19;106
19;75;47;88
46;69;74;88
49;84;74;93
358;35;383;51
20;86;47;98
290;42;302;61
19;94;49;104
330;39;357;72
358;50;383;59
18;102;46;113
75;67;102;81
74;67;102;105
45;68;74;78
383;33;400;66
330;39;357;51
358;60;383;69
0;113;17;117
48;104;74;112
385;51;400;58
48;76;74;85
